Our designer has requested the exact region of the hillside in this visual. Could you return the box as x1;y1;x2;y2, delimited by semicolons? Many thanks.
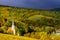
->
50;7;60;11
0;33;60;40
0;33;37;40
0;5;60;39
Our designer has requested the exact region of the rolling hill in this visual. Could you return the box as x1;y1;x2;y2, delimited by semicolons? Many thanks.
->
0;5;60;40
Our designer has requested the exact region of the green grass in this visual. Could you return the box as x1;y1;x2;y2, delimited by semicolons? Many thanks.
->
52;33;60;36
0;33;37;40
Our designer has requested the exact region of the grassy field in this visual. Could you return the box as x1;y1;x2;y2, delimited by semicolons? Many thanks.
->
0;33;37;40
0;33;60;40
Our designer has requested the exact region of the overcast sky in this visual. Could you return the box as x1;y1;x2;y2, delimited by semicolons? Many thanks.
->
0;0;60;9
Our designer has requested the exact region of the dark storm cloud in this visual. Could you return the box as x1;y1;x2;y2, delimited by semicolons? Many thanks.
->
23;0;60;9
0;0;60;9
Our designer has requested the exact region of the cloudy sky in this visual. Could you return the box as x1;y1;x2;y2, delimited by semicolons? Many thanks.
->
0;0;60;9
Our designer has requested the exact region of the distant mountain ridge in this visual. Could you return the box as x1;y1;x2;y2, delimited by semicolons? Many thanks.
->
0;4;59;10
51;8;60;11
0;5;44;11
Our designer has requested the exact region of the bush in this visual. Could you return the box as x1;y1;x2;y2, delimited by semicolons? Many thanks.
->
0;26;7;33
4;21;12;27
0;28;4;33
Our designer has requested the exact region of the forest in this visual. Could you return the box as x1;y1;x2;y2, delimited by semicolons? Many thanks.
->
0;5;60;40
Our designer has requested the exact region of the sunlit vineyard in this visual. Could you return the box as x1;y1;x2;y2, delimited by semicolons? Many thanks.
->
0;5;60;40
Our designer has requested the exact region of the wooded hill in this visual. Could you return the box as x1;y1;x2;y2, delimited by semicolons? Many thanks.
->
0;5;60;37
